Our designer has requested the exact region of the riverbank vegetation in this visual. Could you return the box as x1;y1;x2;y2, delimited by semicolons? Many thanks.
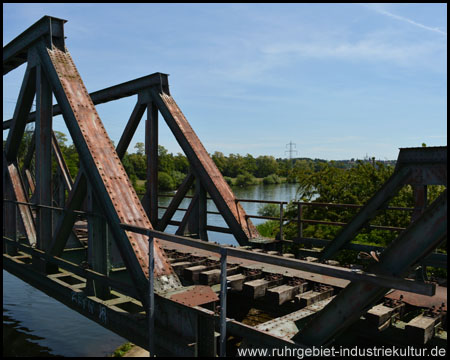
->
255;160;446;279
11;129;445;278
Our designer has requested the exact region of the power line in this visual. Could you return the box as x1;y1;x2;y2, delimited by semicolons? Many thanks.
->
285;141;297;166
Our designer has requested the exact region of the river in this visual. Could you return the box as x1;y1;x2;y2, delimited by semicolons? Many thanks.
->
3;182;300;357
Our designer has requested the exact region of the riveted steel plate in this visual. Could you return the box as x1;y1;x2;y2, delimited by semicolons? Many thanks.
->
170;285;219;307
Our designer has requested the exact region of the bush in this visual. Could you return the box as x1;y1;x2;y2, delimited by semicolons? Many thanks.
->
171;170;186;188
263;174;281;185
158;171;175;191
235;171;256;187
257;203;280;217
256;221;279;238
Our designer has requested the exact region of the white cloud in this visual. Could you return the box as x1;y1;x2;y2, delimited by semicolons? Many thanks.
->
365;4;447;36
261;33;444;68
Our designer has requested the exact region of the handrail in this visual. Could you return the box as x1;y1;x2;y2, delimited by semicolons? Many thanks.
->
118;222;435;296
154;193;412;233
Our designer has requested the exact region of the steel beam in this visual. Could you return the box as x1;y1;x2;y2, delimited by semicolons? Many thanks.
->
86;185;111;299
3;16;66;75
115;101;146;159
296;190;447;346
290;237;447;268
23;168;36;198
49;172;87;256
319;166;411;261
176;194;199;236
396;146;447;169
5;161;37;246
21;131;36;172
35;41;180;298
34;63;53;252
48;99;147;257
123;224;436;296
4;63;36;161
3;153;17;255
145;101;159;225
3;73;168;130
52;131;74;191
157;172;194;231
196;178;208;241
150;88;259;245
50;100;144;256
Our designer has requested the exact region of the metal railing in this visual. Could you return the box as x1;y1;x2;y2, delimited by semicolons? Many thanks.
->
158;193;413;236
3;198;443;356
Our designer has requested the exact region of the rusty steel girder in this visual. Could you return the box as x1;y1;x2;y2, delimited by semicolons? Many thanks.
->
4;159;37;246
296;190;447;346
33;42;181;296
151;90;262;245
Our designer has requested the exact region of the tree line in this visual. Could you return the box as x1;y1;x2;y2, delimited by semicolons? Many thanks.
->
11;129;401;194
255;160;446;279
9;129;445;278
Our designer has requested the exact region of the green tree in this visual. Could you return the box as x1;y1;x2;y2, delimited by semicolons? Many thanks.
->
128;153;146;179
255;155;278;178
243;154;257;176
212;151;227;174
134;142;145;155
158;171;175;190
173;153;189;174
235;171;256;187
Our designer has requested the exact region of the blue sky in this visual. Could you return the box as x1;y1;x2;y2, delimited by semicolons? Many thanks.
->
3;3;447;160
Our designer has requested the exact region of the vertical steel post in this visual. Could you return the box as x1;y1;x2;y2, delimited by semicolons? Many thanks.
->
35;63;53;252
86;184;111;298
297;203;303;238
146;102;158;226
219;247;227;357
197;179;208;241
411;185;427;222
411;185;428;280
3;158;17;254
279;202;284;241
4;199;17;255
148;234;155;357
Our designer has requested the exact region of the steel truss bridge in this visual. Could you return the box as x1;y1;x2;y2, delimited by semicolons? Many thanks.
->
3;16;447;356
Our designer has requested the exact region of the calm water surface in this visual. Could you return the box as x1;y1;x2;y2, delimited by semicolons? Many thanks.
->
3;183;300;356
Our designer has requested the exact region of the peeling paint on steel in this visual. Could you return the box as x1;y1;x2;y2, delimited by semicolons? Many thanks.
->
169;285;219;306
46;47;180;290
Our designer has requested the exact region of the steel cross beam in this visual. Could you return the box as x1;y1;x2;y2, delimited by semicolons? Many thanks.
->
157;172;195;232
4;63;37;162
3;16;66;75
3;158;37;246
150;89;261;245
5;14;186;303
49;99;147;258
295;190;447;346
3;73;169;130
319;166;411;261
320;146;447;261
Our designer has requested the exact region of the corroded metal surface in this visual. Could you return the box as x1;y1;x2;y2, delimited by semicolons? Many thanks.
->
153;91;261;244
7;162;36;246
386;286;447;311
169;285;218;306
45;46;179;291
